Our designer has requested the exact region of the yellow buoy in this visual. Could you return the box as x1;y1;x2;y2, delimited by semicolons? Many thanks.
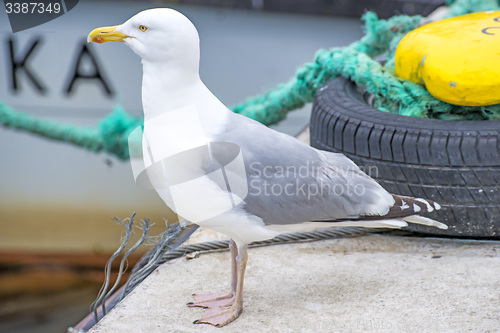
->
395;11;500;106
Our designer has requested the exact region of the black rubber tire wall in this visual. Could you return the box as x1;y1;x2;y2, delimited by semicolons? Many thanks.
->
310;77;500;238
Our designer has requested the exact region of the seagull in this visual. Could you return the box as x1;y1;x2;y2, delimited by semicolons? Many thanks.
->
88;8;447;327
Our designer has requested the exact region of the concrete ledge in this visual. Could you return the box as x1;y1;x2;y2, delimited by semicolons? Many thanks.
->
89;234;500;332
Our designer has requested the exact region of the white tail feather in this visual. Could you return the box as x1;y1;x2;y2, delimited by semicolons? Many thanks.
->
403;215;448;230
332;220;409;229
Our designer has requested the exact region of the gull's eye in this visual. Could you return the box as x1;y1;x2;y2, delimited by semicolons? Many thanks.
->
139;25;148;32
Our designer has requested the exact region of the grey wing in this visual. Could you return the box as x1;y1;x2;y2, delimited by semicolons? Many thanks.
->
213;113;395;225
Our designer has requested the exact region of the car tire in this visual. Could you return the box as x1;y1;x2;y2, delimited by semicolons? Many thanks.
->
310;77;500;238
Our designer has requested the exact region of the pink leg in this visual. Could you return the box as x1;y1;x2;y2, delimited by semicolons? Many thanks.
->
188;240;248;327
187;239;238;308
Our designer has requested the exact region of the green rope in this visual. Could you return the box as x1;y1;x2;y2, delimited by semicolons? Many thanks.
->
0;102;100;152
446;0;500;17
0;103;141;160
98;106;142;160
1;1;500;161
232;12;422;124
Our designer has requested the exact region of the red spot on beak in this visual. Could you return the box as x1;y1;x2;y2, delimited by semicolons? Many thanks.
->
95;36;104;43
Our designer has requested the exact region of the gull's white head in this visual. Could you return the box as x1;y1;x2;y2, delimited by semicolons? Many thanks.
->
87;8;200;66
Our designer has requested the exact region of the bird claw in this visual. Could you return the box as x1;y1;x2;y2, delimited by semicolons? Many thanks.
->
194;303;243;327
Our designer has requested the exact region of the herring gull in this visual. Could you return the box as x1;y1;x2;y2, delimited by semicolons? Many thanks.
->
88;8;447;327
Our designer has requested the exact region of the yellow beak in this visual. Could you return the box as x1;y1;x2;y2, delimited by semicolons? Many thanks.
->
87;25;130;43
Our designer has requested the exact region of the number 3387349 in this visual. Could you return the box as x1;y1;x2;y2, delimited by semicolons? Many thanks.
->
5;2;61;14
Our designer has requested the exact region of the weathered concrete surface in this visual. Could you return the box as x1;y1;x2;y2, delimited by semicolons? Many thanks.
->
89;232;500;332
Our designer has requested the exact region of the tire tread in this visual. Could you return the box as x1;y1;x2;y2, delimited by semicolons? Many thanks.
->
311;78;500;237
